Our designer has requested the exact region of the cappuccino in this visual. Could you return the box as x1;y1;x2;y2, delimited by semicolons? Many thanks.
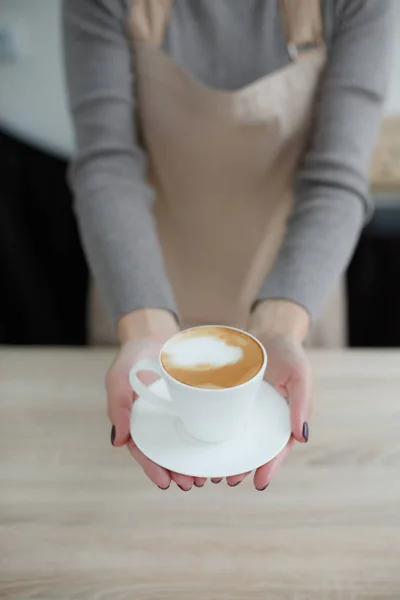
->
161;326;264;389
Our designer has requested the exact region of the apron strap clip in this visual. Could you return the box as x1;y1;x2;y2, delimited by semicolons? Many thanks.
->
287;41;323;61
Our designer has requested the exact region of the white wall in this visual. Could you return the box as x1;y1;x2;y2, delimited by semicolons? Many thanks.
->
0;0;74;157
0;0;399;158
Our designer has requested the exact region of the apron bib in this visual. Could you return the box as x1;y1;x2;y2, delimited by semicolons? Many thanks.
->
89;0;345;345
132;0;325;330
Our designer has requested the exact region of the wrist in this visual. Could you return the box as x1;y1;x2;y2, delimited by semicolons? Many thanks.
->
249;300;310;343
118;308;179;343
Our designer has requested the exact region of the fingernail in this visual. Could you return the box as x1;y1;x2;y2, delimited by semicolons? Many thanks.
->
158;485;170;491
194;483;205;488
177;484;191;492
227;481;241;487
212;478;223;484
110;425;116;446
302;421;309;442
256;483;270;491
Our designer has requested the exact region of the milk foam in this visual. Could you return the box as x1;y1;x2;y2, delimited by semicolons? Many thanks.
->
164;335;243;369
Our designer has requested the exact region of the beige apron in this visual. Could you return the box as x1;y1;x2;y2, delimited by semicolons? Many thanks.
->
89;0;346;346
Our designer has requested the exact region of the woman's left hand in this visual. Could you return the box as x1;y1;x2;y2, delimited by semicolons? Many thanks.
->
225;301;313;490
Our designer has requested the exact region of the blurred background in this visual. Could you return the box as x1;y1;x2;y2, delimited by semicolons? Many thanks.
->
1;0;400;348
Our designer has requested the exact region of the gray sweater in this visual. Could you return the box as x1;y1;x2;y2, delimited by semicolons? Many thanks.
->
63;0;392;325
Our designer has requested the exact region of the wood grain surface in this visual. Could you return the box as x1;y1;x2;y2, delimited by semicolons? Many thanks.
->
1;349;400;600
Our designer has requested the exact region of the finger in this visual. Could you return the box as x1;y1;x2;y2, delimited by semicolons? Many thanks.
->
253;437;294;490
287;366;313;443
106;359;160;448
106;371;133;447
226;471;251;487
171;472;194;491
194;477;207;488
127;440;171;489
211;478;223;484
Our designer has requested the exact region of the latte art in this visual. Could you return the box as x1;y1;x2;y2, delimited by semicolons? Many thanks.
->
163;334;243;368
161;326;264;389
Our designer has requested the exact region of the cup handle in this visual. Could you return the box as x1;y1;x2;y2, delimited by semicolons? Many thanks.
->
129;359;175;415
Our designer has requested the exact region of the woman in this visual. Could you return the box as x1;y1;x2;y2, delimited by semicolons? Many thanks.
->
63;0;392;490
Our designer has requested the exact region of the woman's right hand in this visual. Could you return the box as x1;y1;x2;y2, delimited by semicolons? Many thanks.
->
106;309;204;491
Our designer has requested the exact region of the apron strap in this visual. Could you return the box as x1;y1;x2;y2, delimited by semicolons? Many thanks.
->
129;0;324;55
129;0;172;47
280;0;324;59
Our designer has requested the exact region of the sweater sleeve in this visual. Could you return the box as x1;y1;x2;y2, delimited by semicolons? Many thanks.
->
63;0;177;326
257;0;393;318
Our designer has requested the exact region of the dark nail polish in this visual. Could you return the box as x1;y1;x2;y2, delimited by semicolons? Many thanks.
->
256;483;270;491
110;425;116;446
228;481;241;487
302;421;309;442
212;478;223;484
158;485;170;491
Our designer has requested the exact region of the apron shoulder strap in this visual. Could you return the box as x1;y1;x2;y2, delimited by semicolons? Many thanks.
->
129;0;172;47
280;0;324;58
129;0;323;54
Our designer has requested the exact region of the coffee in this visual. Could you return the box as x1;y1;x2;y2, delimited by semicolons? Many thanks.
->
161;326;264;389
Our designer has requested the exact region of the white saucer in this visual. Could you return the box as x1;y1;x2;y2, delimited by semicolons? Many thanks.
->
130;379;291;478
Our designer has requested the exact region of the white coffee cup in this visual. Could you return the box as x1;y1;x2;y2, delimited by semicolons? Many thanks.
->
129;326;267;444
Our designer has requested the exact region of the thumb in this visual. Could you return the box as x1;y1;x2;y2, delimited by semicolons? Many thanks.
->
106;371;134;447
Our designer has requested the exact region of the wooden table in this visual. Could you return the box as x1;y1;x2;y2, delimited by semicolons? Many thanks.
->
1;349;400;599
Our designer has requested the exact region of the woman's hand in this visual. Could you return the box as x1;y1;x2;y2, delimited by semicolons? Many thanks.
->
224;300;313;489
107;309;205;491
252;332;312;489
